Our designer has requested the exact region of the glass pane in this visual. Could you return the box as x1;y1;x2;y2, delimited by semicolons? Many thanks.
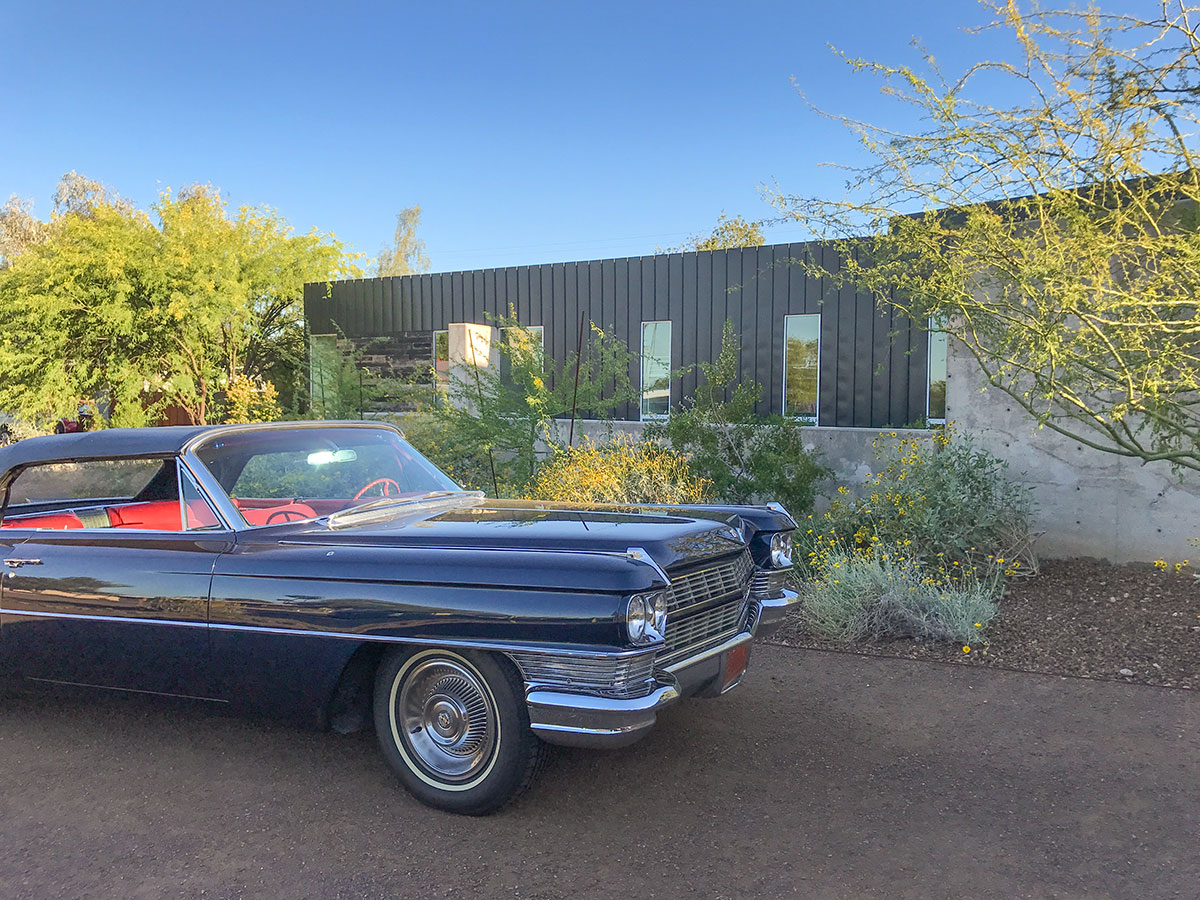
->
7;459;166;505
180;465;222;530
928;325;948;421
783;315;820;420
641;321;671;419
310;334;340;417
433;331;450;389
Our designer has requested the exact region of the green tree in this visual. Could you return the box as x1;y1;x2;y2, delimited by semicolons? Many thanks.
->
376;204;431;276
0;175;360;426
664;213;766;253
770;1;1200;472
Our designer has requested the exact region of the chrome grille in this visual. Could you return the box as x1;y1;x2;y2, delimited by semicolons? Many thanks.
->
751;568;792;599
508;651;655;700
666;551;753;614
659;550;753;667
660;600;746;667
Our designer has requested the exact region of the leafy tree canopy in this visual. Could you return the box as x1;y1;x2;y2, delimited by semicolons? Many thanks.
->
376;204;430;276
770;1;1200;472
664;213;766;253
0;174;361;427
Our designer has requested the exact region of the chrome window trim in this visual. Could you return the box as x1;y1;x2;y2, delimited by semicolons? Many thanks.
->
0;607;653;660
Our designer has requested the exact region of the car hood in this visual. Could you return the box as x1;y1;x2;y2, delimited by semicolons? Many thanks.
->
272;497;748;571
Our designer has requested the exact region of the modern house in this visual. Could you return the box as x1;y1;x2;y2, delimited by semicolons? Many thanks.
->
302;241;947;427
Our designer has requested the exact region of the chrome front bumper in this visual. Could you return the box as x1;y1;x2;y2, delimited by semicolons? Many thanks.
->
527;589;799;749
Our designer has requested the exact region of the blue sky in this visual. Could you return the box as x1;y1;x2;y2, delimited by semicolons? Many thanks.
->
1;1;1082;271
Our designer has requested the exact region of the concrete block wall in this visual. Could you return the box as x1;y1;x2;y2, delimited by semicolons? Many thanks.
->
945;342;1199;563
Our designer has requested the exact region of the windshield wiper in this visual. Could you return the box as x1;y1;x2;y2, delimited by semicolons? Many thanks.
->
325;490;485;529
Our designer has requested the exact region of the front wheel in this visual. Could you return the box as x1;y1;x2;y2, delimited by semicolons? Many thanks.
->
373;647;548;815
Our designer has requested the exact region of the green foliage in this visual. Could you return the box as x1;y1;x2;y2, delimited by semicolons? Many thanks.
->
771;3;1200;472
0;174;360;427
222;374;281;424
663;213;766;253
646;321;829;515
376;205;430;276
799;542;999;645
529;437;711;504
800;429;1036;577
411;315;637;495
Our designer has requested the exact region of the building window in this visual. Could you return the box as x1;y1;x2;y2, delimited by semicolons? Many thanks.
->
783;314;820;422
640;321;671;420
927;319;947;424
500;324;544;386
432;330;449;389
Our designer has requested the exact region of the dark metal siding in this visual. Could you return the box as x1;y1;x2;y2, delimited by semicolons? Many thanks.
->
302;241;930;427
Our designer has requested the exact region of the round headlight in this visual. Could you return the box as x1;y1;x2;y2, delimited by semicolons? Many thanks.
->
627;596;647;643
770;531;794;568
648;592;668;636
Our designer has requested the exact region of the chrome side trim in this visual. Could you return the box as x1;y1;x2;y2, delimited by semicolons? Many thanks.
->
0;607;650;659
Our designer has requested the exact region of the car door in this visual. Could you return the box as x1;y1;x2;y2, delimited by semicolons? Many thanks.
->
0;457;233;698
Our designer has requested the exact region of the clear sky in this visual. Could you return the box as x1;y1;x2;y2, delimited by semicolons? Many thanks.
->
0;1;1100;272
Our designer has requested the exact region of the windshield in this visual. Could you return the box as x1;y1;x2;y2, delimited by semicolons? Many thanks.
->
192;425;464;526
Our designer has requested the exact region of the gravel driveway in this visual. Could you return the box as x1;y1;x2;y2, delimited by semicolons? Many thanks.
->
2;645;1196;900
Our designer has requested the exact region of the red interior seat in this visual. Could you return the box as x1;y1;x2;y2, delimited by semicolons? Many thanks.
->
107;500;182;530
1;512;84;529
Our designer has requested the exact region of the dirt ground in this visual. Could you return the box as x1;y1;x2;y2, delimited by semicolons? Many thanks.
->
772;558;1200;690
2;644;1198;900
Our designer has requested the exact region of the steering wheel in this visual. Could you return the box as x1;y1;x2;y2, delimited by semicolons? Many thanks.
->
353;477;403;501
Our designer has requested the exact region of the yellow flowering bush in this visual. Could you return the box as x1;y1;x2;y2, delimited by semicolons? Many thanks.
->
223;374;281;424
529;437;710;505
799;541;1000;644
800;427;1036;578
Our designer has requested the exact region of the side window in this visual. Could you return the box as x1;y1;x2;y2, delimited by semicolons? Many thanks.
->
180;464;223;531
1;457;220;532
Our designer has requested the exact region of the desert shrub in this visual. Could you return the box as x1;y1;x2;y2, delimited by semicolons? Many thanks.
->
800;541;1000;645
646;322;829;516
800;428;1036;577
529;437;710;504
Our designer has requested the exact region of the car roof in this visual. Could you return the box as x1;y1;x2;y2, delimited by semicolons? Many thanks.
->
0;421;398;480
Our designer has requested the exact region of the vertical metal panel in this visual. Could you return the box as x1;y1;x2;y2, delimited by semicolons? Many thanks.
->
754;246;773;417
816;245;839;427
852;246;875;427
614;257;631;421
382;278;395;334
448;272;461;326
627;256;645;420
517;266;530;323
667;253;683;401
770;245;791;416
738;248;757;391
552;264;567;378
871;300;893;427
508;267;523;324
681;252;699;402
481;269;495;326
588;260;602;328
710;250;727;373
563;262;579;373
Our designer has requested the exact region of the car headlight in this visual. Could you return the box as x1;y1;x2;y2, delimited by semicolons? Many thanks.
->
770;531;794;569
626;592;667;645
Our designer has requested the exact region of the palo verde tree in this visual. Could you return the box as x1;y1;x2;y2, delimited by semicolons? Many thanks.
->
771;1;1200;472
0;175;360;426
663;212;766;253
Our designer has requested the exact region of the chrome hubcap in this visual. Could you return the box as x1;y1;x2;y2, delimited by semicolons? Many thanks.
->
397;658;497;782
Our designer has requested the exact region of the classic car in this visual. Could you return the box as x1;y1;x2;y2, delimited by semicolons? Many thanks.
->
0;421;798;814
